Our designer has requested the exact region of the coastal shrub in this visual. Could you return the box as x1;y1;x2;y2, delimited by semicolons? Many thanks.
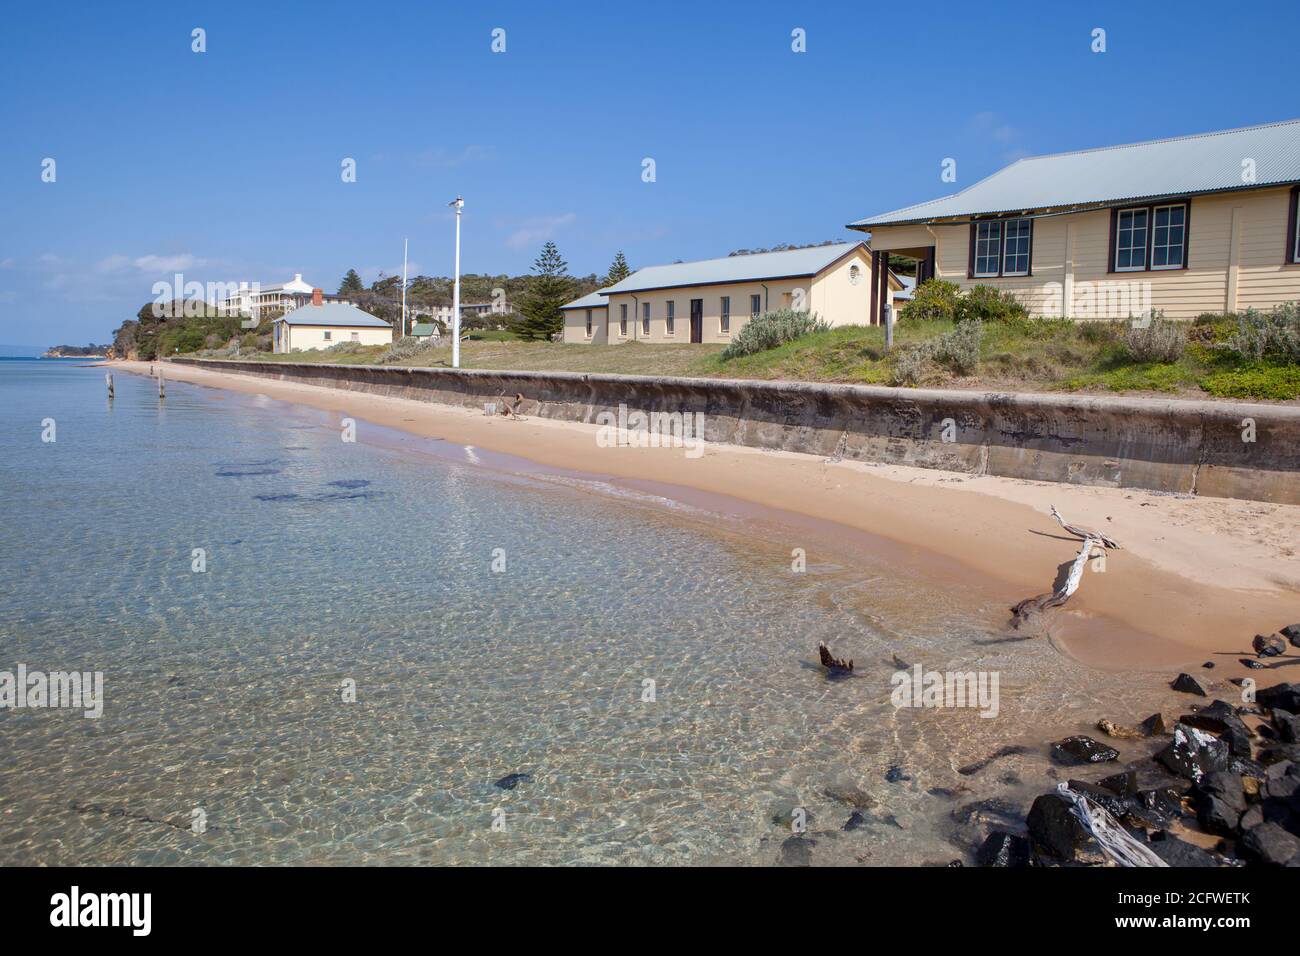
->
900;279;960;323
378;336;436;364
1224;303;1300;362
1120;312;1187;363
1202;364;1300;401
720;309;830;359
955;285;1028;325
1078;320;1123;345
888;320;984;385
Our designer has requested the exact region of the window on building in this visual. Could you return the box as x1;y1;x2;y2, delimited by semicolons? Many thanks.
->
619;304;627;336
973;221;1002;277
585;309;593;336
720;296;730;333
1292;188;1300;263
1151;204;1186;269
666;300;675;334
1114;208;1150;271
642;302;650;335
1002;219;1032;276
323;330;332;341
750;293;762;317
351;331;359;342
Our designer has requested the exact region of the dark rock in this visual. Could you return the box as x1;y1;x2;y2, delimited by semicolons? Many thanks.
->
822;784;877;810
779;835;815;866
1026;793;1092;861
1273;710;1300;744
1197;771;1247;812
1051;735;1119;766
842;811;866;832
957;744;1030;776
1132;787;1188;828
1148;831;1218;867
1239;822;1300;866
1259;744;1300;767
1241;658;1267;670
1240;805;1265;831
975;831;1032;867
885;765;911;783
1139;713;1168;736
1203;661;1215;669
1282;623;1300;647
1172;673;1210;696
493;772;532;790
1258;683;1300;714
1180;700;1254;758
1254;633;1287;658
1197;796;1244;837
927;786;969;799
1155;723;1230;782
1098;770;1138;798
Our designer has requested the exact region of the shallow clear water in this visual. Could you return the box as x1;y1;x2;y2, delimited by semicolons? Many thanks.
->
0;361;1170;865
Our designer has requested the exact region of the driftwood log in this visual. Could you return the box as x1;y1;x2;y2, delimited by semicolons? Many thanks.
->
1011;507;1110;630
818;642;853;673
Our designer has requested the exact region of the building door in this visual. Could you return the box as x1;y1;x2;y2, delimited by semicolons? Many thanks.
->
689;299;703;343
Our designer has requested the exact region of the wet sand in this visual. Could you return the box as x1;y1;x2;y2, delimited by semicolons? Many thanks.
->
116;360;1300;677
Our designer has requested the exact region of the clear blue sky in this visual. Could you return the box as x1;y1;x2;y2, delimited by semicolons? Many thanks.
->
2;0;1297;347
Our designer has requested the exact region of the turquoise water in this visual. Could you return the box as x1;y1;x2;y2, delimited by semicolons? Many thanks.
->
0;361;1161;865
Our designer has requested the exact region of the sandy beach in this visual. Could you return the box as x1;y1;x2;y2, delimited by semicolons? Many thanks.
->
116;359;1300;676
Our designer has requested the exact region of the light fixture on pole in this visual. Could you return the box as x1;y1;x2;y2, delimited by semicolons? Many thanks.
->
449;196;464;369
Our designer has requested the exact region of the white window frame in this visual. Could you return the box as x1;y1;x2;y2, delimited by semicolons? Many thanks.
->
1002;219;1031;276
323;330;332;341
641;302;650;335
750;293;762;318
720;296;730;333
665;300;675;335
1150;203;1187;271
1114;207;1150;272
973;221;1002;277
585;309;593;337
619;303;627;337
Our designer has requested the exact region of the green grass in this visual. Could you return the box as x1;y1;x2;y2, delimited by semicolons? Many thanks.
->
193;317;1300;402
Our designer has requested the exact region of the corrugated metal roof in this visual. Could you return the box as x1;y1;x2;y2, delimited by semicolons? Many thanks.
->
560;289;611;310
602;242;865;295
280;303;391;327
852;119;1300;228
410;322;438;336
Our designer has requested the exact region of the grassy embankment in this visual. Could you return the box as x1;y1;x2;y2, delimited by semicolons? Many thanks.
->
200;312;1300;401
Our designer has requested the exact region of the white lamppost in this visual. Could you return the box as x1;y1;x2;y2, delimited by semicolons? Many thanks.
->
400;237;408;339
449;196;464;368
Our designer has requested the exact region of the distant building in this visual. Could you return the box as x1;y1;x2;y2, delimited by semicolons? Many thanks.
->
564;242;898;344
222;274;353;319
410;322;441;342
272;289;393;353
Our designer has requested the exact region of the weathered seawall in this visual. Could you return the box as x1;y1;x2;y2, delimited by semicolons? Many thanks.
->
171;358;1300;505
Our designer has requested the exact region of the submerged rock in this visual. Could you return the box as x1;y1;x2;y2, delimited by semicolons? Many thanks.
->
1282;623;1300;648
1098;770;1138;798
1025;793;1094;862
779;835;816;866
493;772;532;790
842;811;866;832
975;831;1032;867
885;765;912;783
957;744;1030;776
822;783;877;810
1171;673;1210;696
1051;735;1119;766
1139;713;1169;736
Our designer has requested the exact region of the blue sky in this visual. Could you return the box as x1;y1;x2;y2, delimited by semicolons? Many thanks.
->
2;0;1297;347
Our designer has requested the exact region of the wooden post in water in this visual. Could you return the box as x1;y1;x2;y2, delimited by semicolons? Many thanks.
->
105;372;114;398
157;369;165;400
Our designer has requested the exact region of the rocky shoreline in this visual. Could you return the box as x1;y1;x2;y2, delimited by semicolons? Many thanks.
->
974;623;1300;868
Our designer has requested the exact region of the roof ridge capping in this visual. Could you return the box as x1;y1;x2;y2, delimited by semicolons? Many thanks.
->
851;118;1300;228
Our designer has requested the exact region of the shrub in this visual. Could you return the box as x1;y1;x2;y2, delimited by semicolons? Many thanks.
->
720;309;830;359
1078;320;1123;345
955;284;1028;325
900;279;960;323
1120;311;1187;363
379;336;436;364
1224;302;1300;362
888;321;984;386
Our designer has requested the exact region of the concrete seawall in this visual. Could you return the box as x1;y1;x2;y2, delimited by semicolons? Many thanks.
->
171;358;1300;505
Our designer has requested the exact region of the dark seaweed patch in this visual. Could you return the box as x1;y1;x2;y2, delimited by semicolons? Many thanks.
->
217;468;282;477
327;479;371;489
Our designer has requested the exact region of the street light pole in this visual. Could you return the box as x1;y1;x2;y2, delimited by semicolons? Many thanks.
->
401;237;408;339
449;196;464;368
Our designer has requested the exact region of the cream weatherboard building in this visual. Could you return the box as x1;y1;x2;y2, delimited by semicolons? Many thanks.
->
850;118;1300;323
562;242;898;344
272;291;393;353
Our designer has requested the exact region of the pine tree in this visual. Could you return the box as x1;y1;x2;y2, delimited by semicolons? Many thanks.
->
338;269;364;295
604;251;631;286
510;242;572;341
